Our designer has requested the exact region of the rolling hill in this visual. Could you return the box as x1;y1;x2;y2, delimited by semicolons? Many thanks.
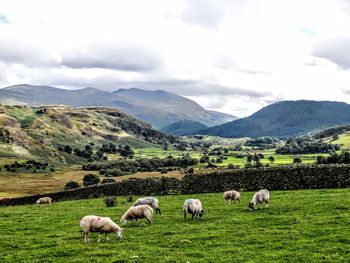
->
197;100;350;138
0;85;237;128
161;120;207;136
0;105;176;163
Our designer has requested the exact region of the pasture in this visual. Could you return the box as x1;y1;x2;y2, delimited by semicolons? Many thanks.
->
0;189;349;262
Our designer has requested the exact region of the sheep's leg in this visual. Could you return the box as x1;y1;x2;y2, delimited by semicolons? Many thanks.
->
184;212;187;221
106;233;109;241
266;201;269;208
97;235;102;242
83;233;88;243
147;217;152;225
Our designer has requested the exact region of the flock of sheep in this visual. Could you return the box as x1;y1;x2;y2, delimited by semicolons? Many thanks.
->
35;189;270;243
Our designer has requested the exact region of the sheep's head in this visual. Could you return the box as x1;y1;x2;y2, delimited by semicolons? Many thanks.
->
199;209;204;218
120;218;127;227
248;202;254;210
115;228;124;240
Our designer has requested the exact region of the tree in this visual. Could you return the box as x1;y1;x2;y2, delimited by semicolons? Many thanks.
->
64;145;73;154
64;181;80;190
247;154;253;163
268;156;275;164
293;157;302;164
83;174;100;186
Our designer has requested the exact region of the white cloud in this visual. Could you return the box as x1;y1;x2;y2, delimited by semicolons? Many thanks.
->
1;0;350;117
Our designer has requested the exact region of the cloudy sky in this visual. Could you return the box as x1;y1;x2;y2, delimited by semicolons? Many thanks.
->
1;0;350;117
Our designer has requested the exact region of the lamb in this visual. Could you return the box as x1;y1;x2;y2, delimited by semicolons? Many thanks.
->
80;215;124;243
223;190;240;204
120;204;153;226
183;199;204;221
132;197;161;215
35;197;52;206
249;189;270;210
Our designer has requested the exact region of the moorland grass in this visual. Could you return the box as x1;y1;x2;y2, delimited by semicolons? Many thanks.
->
0;188;349;262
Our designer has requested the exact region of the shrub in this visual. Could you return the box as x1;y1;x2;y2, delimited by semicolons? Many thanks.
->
104;196;117;207
187;168;194;174
64;145;73;154
83;174;100;186
101;178;116;184
293;157;302;164
105;168;125;177
64;181;80;190
227;164;236;169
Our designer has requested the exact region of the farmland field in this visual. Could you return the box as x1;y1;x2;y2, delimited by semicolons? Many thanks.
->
0;189;349;262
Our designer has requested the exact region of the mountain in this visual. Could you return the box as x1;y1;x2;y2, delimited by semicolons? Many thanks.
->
207;110;238;124
0;85;237;128
197;100;350;138
113;88;237;127
161;120;207;136
0;105;176;163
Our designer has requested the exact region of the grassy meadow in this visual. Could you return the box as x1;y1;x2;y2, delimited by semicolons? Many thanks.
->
0;146;329;197
0;189;349;262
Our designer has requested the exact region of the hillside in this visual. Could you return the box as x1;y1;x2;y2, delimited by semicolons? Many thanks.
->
0;105;175;163
197;100;350;138
161;120;207;136
312;124;350;139
0;85;237;128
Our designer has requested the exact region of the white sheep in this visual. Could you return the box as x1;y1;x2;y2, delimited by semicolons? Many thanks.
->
223;190;240;204
132;197;161;215
249;189;270;210
120;204;153;226
80;215;124;243
183;199;204;221
35;197;52;206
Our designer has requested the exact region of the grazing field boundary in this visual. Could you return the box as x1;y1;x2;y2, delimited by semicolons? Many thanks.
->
1;164;350;206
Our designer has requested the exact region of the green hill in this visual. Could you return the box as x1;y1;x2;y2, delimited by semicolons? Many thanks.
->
0;105;176;163
197;100;350;138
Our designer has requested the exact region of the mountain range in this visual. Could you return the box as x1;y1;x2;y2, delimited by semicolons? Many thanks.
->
0;84;237;129
196;100;350;138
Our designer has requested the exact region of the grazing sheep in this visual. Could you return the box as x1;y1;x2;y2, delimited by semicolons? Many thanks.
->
249;189;270;210
183;199;204;221
132;197;161;215
80;215;124;243
120;205;153;226
35;197;52;206
223;190;240;204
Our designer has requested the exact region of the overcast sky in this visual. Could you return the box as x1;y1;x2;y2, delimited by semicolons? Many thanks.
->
1;0;350;117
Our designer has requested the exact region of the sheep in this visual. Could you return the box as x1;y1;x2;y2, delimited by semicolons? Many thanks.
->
223;190;240;204
132;197;161;215
120;204;153;226
35;197;52;206
183;199;204;221
249;189;270;210
80;215;124;243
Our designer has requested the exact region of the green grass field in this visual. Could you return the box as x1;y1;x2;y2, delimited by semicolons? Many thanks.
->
331;133;350;149
0;189;349;262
